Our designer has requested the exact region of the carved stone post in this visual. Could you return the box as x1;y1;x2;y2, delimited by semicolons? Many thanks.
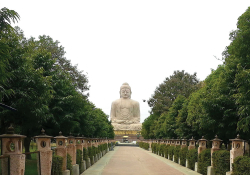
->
181;139;187;149
188;137;196;150
175;138;181;147
207;135;223;175
0;125;26;175
166;139;171;146
54;132;68;172
67;134;76;165
170;138;175;146
229;134;244;172
211;135;222;166
34;129;53;175
75;136;84;172
198;136;207;154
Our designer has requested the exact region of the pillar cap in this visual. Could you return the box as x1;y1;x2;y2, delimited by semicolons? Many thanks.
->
54;131;67;139
210;135;223;142
198;136;207;142
0;125;26;138
189;136;196;141
34;128;53;138
229;134;244;142
67;132;75;139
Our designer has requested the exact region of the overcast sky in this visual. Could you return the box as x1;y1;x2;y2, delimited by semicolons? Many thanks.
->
2;1;250;123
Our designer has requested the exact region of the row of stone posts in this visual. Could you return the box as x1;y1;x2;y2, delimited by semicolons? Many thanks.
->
141;134;247;175
0;126;114;175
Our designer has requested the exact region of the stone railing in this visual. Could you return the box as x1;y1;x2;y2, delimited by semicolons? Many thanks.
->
139;135;249;175
0;126;115;175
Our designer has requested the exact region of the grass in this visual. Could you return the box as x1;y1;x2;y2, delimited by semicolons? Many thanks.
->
25;152;39;175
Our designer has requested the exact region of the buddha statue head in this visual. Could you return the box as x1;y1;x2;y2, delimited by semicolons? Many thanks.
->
120;83;131;99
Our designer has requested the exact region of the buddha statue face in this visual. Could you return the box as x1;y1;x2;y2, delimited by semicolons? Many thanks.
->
120;88;131;99
119;83;132;99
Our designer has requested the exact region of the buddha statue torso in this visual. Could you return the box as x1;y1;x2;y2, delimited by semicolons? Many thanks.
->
110;83;142;130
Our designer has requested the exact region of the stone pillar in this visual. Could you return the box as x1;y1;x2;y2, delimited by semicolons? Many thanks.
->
181;139;187;149
54;132;68;172
75;136;84;173
175;138;181;147
188;137;196;150
0;125;26;175
67;134;76;165
229;134;244;172
210;135;222;166
34;129;53;175
198;136;207;154
170;138;175;146
83;138;88;149
166;139;171;146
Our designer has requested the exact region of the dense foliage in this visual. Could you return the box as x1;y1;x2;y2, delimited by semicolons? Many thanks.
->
0;7;114;155
179;147;188;166
186;149;198;170
197;149;211;175
142;6;250;145
232;156;250;175
212;150;230;175
51;155;63;175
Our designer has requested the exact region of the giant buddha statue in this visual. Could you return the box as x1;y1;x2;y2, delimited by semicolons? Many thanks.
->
110;83;142;131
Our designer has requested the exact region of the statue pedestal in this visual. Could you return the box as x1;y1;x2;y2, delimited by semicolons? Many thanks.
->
114;130;143;143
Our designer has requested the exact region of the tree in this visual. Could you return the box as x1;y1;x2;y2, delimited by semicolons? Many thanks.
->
148;70;200;116
0;7;20;101
0;7;19;33
224;7;250;133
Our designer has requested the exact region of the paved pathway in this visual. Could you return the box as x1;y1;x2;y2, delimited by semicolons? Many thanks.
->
82;146;201;175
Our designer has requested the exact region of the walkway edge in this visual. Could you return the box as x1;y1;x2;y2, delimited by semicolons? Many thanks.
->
81;147;119;175
141;148;201;175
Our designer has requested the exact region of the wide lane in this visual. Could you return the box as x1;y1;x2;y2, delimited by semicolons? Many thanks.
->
101;146;185;175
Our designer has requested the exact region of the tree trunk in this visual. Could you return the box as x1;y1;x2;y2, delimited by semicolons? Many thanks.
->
24;137;31;159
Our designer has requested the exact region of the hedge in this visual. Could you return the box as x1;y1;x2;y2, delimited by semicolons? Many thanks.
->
76;149;83;173
212;150;230;175
168;146;175;161
174;146;181;163
159;144;166;157
67;153;73;175
198;149;211;175
83;147;88;161
187;148;198;170
179;147;188;166
156;143;160;155
139;142;149;150
51;155;63;175
151;143;157;153
232;156;250;175
164;145;170;159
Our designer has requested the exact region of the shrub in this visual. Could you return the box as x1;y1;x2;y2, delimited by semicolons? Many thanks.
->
88;147;94;165
87;147;92;157
168;146;175;161
198;149;211;175
51;155;63;175
67;153;73;175
232;156;250;175
212;150;230;175
156;143;160;154
187;148;198;170
174;146;181;163
164;145;170;159
160;144;166;157
76;149;83;173
151;143;156;153
83;147;88;161
179;147;188;166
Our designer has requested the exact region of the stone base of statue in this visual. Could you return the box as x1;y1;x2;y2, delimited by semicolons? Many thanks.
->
112;123;142;131
113;128;143;143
